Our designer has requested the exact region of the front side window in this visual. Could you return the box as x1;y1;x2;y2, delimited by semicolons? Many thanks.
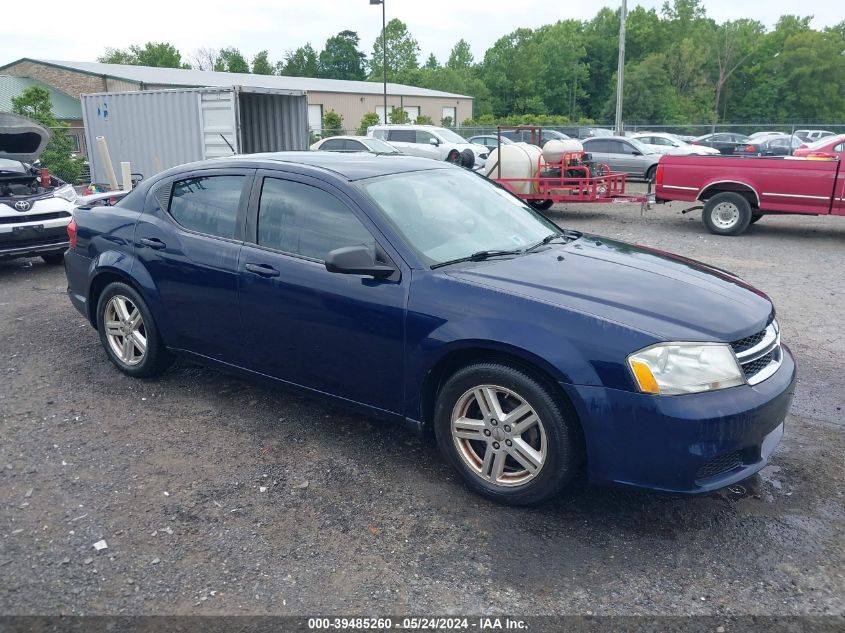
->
416;130;436;145
359;169;558;266
257;178;375;261
168;175;244;239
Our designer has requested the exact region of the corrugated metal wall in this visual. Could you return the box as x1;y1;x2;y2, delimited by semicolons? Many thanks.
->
82;89;204;184
239;92;308;153
82;87;308;185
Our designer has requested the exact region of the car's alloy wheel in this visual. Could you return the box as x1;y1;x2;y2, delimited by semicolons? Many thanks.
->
96;281;172;377
434;362;579;505
104;295;147;366
451;385;547;486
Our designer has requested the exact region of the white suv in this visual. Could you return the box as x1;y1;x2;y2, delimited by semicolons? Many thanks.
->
1;114;77;265
368;125;488;170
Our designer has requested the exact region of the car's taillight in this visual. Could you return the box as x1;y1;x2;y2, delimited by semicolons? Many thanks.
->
67;217;78;248
799;144;808;149
655;164;664;187
743;145;756;153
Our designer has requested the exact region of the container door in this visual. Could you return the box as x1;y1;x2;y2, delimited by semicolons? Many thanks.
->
199;91;238;160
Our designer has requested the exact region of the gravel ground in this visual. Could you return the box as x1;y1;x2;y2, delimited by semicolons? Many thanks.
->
1;195;843;617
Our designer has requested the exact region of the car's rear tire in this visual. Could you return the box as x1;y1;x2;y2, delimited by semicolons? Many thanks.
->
645;165;657;183
459;149;475;169
433;362;579;506
41;251;65;265
702;192;752;236
528;199;554;211
96;281;172;378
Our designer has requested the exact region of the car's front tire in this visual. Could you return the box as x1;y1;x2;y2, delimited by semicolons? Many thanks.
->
41;251;65;265
96;281;172;378
434;362;580;505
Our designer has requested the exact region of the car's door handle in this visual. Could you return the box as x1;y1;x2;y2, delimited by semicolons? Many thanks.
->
244;263;281;278
140;237;166;250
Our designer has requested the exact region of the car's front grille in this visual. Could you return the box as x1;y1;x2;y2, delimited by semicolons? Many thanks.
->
730;320;782;386
731;329;767;354
696;450;743;481
0;211;71;225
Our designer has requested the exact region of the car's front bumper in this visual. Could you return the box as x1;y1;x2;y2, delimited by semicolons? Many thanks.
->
0;199;72;260
562;345;796;493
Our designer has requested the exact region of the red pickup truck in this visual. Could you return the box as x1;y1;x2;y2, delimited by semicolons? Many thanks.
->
654;155;845;235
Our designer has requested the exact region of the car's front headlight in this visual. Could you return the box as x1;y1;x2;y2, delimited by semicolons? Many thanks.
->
53;184;77;203
628;343;745;395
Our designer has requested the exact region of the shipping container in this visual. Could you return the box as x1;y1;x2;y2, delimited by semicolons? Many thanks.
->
81;86;308;185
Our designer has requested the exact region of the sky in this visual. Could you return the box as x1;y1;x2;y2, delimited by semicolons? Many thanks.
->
1;0;841;69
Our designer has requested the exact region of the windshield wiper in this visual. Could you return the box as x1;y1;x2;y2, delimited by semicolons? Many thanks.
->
431;248;524;269
525;232;568;252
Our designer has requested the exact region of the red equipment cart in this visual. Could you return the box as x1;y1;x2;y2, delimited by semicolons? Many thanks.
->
486;126;652;211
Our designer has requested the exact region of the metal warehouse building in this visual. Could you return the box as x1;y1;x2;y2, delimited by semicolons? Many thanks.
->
0;58;474;149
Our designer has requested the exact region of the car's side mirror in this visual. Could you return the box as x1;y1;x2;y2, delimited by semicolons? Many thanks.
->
631;150;642;156
429;137;439;146
325;245;395;279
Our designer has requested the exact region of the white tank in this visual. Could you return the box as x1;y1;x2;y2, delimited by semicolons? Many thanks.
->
482;142;543;194
542;139;584;165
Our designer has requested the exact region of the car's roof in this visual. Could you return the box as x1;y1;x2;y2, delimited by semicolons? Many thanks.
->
583;135;631;141
318;135;369;141
208;151;448;181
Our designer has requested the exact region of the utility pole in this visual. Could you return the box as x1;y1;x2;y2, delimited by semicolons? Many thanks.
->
370;0;388;123
614;0;627;135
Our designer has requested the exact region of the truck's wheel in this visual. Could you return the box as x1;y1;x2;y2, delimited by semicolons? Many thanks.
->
750;213;763;224
702;192;752;236
528;199;554;211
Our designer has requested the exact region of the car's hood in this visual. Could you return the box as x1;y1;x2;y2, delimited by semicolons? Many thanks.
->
0;113;52;163
446;236;773;343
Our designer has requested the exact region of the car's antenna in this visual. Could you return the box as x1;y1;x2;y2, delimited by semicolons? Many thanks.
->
220;134;237;155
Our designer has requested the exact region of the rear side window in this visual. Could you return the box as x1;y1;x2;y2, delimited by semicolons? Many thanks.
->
168;175;244;239
257;178;375;261
320;139;345;151
388;130;416;143
585;140;609;153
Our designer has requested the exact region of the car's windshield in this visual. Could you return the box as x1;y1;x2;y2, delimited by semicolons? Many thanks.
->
434;128;469;144
359;169;560;266
364;138;401;154
0;158;26;173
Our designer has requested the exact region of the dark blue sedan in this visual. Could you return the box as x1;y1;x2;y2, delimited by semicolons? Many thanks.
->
64;153;796;505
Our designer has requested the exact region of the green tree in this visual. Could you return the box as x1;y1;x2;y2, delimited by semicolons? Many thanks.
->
11;87;82;184
319;30;367;80
423;53;439;70
357;112;381;135
98;42;189;68
388;107;410;124
322;110;344;136
214;48;249;73
416;114;434;125
370;18;420;79
280;44;320;77
440;115;453;127
605;53;682;124
446;39;474;69
251;50;274;75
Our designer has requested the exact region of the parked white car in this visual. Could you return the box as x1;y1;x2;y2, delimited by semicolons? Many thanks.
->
367;124;488;170
630;132;720;156
310;135;403;155
1;114;77;264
